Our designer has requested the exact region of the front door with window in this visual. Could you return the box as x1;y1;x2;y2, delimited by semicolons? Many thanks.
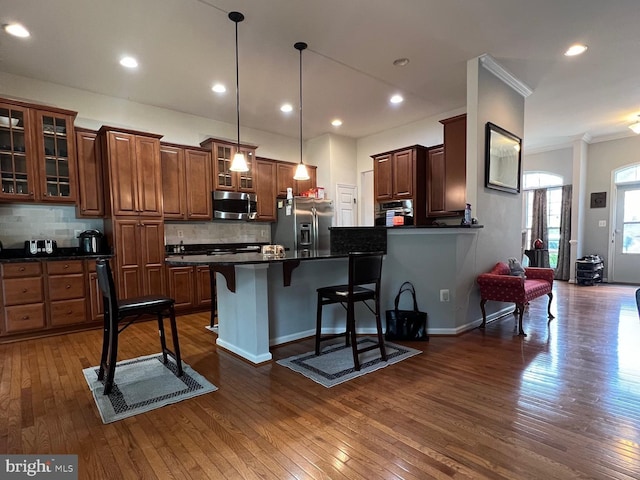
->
612;183;640;283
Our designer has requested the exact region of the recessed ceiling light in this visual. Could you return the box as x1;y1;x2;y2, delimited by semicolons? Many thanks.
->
390;94;404;104
331;119;342;127
564;44;588;56
119;56;138;69
393;57;410;67
211;83;226;93
280;103;293;113
3;23;30;38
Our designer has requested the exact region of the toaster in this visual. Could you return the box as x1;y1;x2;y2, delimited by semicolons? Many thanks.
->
24;239;57;256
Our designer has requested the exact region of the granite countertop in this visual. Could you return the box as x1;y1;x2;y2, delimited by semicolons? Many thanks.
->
0;247;113;263
166;249;350;266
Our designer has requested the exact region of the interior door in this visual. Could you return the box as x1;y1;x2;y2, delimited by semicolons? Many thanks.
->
612;184;640;283
335;184;357;227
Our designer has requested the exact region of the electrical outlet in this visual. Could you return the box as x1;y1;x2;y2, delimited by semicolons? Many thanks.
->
74;229;82;238
177;230;184;238
440;289;450;302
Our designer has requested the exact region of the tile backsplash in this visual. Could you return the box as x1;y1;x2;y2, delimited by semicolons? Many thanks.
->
164;221;271;245
0;205;103;248
0;204;272;249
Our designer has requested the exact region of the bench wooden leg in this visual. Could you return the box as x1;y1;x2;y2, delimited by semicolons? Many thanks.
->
480;299;488;328
516;302;526;336
547;292;555;319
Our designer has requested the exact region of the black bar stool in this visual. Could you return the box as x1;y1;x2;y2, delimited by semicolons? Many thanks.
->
96;259;183;395
315;251;387;371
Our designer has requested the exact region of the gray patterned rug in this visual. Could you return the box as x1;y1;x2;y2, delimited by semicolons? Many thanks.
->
277;337;422;388
83;353;217;423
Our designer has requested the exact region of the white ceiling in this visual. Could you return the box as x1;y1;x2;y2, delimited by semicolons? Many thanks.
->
2;0;640;151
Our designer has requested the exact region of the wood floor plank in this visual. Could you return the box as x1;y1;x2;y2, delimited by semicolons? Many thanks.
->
1;282;640;478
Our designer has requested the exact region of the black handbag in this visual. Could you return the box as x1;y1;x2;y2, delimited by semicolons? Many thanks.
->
385;282;429;341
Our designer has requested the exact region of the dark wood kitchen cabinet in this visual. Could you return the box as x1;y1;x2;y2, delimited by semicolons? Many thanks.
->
0;97;77;204
0;262;45;334
427;145;447;216
372;146;426;202
75;128;104;217
100;127;163;217
161;143;212;220
255;158;277;221
275;161;317;197
165;264;211;314
438;114;467;213
200;137;256;193
108;217;165;299
47;260;86;327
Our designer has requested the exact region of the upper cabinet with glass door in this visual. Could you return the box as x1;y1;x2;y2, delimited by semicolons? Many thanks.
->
33;109;77;202
200;137;256;193
0;102;34;200
0;97;77;203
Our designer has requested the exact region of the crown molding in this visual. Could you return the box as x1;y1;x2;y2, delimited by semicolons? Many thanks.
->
479;54;533;98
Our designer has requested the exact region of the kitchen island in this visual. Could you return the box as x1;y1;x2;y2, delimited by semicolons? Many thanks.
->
166;224;485;365
166;251;354;363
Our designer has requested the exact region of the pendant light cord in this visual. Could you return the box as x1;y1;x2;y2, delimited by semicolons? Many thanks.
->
299;46;303;165
235;17;240;150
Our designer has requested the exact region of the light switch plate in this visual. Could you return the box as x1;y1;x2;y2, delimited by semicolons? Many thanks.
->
598;220;606;227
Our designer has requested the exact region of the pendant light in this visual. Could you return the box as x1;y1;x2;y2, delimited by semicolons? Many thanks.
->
229;11;249;172
629;115;640;134
293;41;310;181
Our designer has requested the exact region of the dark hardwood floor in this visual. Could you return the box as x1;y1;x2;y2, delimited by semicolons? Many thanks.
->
1;282;639;479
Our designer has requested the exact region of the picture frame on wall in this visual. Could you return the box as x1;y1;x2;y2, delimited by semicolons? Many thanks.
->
485;122;522;194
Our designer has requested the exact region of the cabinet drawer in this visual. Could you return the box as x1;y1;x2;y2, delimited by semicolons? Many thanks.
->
3;277;44;305
48;273;85;301
4;303;46;332
47;260;84;275
2;262;43;278
50;298;87;326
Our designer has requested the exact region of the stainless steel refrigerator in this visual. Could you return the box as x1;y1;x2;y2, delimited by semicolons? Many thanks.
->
272;197;334;254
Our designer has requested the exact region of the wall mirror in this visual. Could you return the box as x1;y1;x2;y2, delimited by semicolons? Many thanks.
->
485;122;522;194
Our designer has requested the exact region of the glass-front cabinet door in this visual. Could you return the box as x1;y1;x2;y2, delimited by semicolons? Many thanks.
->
0;103;34;200
33;110;76;202
237;146;255;192
214;143;234;190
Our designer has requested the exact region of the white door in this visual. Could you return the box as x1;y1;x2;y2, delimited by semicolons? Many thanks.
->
612;183;640;283
335;184;357;226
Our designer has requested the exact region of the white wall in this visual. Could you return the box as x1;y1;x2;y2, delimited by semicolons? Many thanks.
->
0;71;299;161
523;147;573;182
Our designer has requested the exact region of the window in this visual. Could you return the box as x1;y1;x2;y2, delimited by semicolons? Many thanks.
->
523;172;564;268
615;164;640;184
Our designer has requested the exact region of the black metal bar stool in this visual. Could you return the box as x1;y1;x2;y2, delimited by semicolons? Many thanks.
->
315;251;387;371
96;259;183;395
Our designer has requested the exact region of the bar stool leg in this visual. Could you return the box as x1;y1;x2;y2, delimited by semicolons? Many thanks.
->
168;306;183;376
103;326;118;395
315;293;323;355
374;296;387;361
157;312;169;365
348;299;360;371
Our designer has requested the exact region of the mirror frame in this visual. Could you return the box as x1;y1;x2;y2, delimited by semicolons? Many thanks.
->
484;122;522;194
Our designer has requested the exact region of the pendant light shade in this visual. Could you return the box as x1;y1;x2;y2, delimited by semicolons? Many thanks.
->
293;41;310;181
229;11;249;173
630;116;640;134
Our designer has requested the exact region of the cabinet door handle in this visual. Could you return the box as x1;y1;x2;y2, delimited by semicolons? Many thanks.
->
64;264;69;269
19;267;25;272
378;159;388;163
67;310;73;315
65;284;71;289
22;288;28;293
22;315;30;320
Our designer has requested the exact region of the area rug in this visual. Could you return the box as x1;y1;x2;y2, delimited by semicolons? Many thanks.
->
277;337;422;388
83;353;217;424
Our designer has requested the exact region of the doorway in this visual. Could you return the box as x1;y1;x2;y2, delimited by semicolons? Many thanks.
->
612;183;640;283
335;184;357;226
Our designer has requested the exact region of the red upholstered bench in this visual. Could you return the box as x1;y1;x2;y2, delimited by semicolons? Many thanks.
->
477;262;554;336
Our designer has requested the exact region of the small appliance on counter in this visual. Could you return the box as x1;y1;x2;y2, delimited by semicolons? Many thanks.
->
78;229;105;254
24;239;57;256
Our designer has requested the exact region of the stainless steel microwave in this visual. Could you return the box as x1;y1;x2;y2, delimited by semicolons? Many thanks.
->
212;191;257;220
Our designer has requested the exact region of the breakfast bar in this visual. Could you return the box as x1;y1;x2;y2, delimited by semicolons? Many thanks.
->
166;251;352;364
